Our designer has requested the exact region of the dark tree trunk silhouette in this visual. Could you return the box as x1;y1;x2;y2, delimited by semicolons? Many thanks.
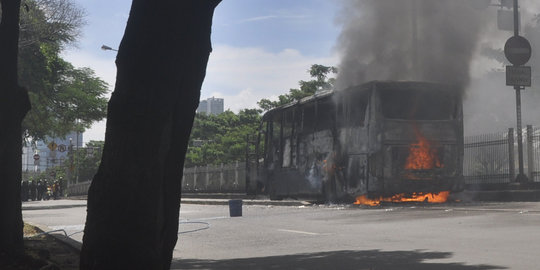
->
0;0;31;256
80;1;220;269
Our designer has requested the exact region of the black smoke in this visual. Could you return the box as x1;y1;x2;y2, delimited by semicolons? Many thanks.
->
334;0;491;94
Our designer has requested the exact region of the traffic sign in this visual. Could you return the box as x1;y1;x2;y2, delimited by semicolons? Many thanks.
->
33;154;40;160
506;66;531;87
58;144;67;152
504;36;532;66
48;141;58;151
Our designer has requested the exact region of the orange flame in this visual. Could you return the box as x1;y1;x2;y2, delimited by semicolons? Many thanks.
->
354;191;450;206
405;128;443;170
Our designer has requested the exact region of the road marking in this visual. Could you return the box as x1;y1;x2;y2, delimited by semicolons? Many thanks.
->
277;229;322;236
50;224;85;231
179;216;228;222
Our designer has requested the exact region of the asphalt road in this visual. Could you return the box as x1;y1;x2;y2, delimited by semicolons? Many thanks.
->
22;200;540;270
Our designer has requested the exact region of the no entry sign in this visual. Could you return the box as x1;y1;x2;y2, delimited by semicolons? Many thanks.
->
504;35;532;66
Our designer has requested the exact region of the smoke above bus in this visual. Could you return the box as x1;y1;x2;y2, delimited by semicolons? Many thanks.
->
334;0;491;95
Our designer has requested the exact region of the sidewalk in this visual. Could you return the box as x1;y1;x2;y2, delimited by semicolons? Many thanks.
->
22;199;87;210
22;196;310;211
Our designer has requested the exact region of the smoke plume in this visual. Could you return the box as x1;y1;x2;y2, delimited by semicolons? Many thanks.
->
335;0;490;93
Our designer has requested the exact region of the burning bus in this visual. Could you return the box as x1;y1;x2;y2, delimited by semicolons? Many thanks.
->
257;81;464;203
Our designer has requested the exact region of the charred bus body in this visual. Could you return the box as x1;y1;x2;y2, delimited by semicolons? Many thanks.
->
259;81;464;202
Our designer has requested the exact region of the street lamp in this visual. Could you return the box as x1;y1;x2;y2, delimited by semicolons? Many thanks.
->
101;44;118;52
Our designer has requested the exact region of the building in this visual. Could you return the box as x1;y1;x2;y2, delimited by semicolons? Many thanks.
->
196;97;224;115
22;131;83;173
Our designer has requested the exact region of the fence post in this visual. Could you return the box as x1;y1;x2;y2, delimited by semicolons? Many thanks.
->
206;164;210;191
235;160;239;189
220;163;224;192
193;166;198;191
527;125;534;180
508;128;515;182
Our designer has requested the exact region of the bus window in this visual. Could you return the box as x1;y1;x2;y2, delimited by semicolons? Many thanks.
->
340;91;368;127
282;109;294;168
302;104;316;134
316;99;334;131
379;88;456;120
271;113;282;165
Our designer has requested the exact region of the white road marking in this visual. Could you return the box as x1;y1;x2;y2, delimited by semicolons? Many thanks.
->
179;216;228;222
277;229;323;236
50;224;85;231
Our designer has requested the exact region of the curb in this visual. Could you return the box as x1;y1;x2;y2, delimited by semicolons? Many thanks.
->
461;189;540;202
27;222;83;252
22;204;87;211
181;198;312;207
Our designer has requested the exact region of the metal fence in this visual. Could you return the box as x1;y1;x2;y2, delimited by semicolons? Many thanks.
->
182;161;246;193
66;161;248;196
464;125;540;185
525;125;540;182
67;181;92;196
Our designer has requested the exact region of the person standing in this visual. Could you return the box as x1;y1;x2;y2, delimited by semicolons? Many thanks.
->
37;180;43;200
21;180;29;201
30;180;37;201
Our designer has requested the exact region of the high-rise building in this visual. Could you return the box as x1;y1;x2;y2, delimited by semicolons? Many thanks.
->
196;97;224;115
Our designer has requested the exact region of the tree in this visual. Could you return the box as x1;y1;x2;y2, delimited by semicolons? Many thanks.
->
18;0;85;49
20;46;109;140
17;0;107;141
186;109;262;167
257;64;337;111
75;141;104;182
80;1;221;268
0;0;31;256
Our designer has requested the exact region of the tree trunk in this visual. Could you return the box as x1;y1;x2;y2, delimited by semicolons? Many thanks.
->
0;0;31;257
80;1;220;269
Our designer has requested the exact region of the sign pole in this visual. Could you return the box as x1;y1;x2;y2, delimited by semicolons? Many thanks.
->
515;85;527;182
512;0;528;182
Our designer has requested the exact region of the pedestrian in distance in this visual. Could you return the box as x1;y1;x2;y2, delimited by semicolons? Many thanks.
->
37;180;43;200
21;180;29;201
30;180;37;201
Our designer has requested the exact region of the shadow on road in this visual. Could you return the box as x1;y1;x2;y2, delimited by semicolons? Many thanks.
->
171;249;507;270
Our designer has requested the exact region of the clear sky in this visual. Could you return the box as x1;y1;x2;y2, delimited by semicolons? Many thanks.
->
63;0;341;142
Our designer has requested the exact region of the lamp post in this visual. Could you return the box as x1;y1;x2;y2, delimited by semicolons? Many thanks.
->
101;44;118;52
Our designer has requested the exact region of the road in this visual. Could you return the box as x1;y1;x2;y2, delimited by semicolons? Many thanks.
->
23;200;540;269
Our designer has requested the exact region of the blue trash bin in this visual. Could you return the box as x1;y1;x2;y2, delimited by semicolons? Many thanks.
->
229;199;242;217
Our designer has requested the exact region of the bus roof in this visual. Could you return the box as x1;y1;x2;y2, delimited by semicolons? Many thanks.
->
262;80;457;119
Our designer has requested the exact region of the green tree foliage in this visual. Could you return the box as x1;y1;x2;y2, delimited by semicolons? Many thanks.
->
257;64;337;111
67;140;104;183
17;0;107;141
186;109;262;167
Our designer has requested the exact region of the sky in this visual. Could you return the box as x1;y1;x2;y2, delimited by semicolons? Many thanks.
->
62;0;540;143
63;0;341;143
